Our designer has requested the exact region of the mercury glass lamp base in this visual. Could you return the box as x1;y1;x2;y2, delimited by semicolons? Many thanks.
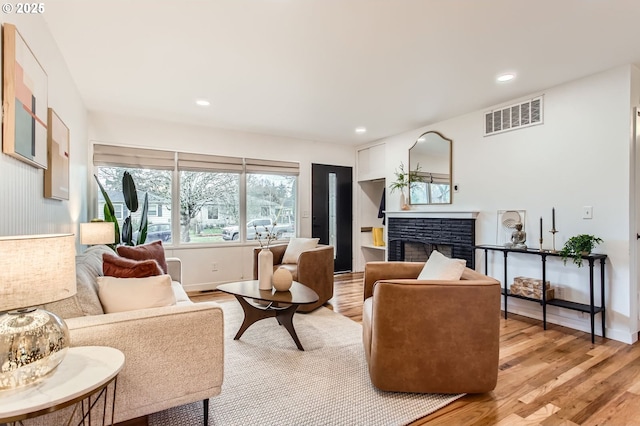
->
0;308;70;390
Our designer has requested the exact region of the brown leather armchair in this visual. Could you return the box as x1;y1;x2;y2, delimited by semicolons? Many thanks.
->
253;243;334;312
363;261;501;394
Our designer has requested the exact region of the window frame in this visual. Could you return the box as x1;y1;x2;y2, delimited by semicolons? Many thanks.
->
92;144;299;247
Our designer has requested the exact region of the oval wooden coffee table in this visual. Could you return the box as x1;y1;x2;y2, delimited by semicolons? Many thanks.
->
217;280;319;351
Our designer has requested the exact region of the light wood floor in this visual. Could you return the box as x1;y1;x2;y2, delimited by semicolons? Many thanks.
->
125;273;640;425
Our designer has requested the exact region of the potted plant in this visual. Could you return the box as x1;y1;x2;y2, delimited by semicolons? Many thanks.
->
94;172;149;247
389;162;423;210
559;234;603;267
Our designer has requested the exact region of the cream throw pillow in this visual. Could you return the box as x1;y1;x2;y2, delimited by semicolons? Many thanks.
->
97;275;176;313
282;238;320;264
417;250;466;280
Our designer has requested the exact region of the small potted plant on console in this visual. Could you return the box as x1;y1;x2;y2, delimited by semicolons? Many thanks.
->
559;234;603;267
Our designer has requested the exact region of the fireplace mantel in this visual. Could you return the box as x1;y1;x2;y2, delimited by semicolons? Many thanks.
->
385;211;479;219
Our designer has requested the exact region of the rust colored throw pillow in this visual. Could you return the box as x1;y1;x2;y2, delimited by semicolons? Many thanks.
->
103;252;163;278
117;240;168;274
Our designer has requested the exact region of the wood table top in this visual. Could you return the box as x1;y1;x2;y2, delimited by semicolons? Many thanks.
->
217;280;319;305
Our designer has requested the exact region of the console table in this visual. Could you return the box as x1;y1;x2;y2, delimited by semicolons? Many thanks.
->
475;245;607;343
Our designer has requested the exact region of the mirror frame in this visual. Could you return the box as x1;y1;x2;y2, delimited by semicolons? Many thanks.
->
408;130;452;205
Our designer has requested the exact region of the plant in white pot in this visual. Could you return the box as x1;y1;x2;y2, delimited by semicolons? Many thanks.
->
559;234;603;267
389;162;423;210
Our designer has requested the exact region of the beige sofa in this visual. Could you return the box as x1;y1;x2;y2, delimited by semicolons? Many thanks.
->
27;245;224;425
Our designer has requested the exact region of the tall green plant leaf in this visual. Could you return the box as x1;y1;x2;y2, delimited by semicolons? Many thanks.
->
122;216;133;246
94;174;121;246
122;171;139;213
136;193;149;245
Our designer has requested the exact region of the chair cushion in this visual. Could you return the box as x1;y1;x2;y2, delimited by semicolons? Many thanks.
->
417;250;466;280
103;252;163;278
282;238;319;264
117;240;168;273
97;275;176;313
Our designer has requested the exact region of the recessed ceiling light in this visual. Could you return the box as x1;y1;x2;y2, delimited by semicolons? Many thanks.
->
355;127;367;134
195;99;211;107
497;73;516;82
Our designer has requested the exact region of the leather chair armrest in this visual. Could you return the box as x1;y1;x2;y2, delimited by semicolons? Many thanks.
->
363;261;424;299
297;245;334;283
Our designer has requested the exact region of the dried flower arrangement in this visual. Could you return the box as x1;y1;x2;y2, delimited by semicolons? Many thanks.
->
254;223;279;249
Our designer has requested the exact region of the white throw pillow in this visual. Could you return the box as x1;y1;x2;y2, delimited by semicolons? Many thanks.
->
97;275;176;313
417;250;466;280
282;237;320;264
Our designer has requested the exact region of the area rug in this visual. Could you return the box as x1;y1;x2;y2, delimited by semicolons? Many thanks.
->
149;302;464;426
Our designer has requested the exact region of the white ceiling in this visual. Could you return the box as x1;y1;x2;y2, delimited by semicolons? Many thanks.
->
43;0;640;145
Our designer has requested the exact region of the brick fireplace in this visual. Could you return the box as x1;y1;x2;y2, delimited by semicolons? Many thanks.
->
386;212;478;268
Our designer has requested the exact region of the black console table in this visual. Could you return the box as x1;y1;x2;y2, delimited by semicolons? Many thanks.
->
474;245;607;344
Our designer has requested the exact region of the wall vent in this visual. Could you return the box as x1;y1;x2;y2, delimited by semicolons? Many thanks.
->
484;96;543;136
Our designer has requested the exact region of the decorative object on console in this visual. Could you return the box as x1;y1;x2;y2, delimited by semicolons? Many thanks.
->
44;108;70;200
258;248;274;290
94;171;149;247
497;210;526;247
539;217;544;251
505;223;527;249
549;207;558;252
0;234;76;390
559;234;603;267
272;267;293;291
80;220;115;246
510;276;554;300
2;23;48;169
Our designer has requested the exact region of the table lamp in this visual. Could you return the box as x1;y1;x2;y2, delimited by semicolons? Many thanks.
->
80;221;115;245
0;234;76;389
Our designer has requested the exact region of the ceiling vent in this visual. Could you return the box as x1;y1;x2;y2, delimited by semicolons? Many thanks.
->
484;96;543;136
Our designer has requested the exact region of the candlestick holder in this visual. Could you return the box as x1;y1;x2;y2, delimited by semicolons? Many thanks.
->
549;228;558;253
539;237;545;252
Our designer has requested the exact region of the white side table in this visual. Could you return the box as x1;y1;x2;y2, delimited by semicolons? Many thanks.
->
0;346;125;425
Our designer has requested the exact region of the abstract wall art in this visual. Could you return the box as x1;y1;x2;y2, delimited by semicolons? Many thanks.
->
44;109;69;200
2;23;48;169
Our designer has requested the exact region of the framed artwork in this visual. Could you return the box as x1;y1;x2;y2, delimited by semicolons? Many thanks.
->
2;23;48;169
44;109;69;200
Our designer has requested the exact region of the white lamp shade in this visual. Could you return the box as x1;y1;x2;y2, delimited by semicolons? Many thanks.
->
0;234;76;312
80;222;115;245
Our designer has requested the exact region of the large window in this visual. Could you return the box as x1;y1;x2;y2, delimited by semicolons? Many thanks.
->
179;170;240;243
93;145;298;246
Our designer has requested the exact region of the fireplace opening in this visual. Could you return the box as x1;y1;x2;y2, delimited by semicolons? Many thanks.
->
402;242;453;262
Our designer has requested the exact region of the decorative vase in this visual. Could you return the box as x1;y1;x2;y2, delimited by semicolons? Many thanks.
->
400;191;410;210
272;267;293;291
258;248;273;290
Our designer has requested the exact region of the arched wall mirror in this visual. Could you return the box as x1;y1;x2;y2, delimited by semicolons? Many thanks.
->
408;131;452;205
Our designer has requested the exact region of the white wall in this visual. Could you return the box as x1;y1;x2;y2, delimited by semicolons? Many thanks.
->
0;16;88;246
363;65;638;343
88;111;355;290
